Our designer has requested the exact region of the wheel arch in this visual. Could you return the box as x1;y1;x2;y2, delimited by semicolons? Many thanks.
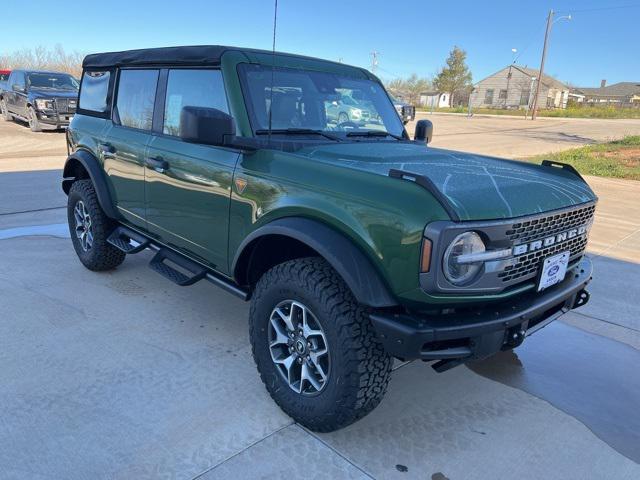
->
233;217;398;308
62;149;119;219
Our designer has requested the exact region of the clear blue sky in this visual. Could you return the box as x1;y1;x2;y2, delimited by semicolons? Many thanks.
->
3;0;639;86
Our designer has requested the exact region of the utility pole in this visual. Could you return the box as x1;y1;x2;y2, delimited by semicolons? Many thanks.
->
370;51;380;75
531;9;554;120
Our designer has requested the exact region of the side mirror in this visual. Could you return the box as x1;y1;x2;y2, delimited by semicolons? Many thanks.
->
180;106;235;146
414;119;433;144
12;84;25;93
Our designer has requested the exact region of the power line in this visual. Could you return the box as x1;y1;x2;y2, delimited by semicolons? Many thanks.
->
557;3;640;14
512;18;549;65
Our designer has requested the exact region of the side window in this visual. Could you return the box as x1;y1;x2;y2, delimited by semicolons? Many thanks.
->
163;69;228;136
13;72;25;89
115;69;159;130
485;89;494;105
79;71;111;113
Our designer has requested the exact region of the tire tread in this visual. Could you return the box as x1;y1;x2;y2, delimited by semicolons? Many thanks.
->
68;179;125;271
250;257;392;432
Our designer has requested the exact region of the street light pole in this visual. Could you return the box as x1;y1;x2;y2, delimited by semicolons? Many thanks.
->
531;9;554;120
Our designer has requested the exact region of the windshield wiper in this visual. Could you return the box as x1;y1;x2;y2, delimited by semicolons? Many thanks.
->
346;130;404;141
255;128;342;142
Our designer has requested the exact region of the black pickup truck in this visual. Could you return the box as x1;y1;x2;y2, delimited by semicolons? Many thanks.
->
0;69;79;131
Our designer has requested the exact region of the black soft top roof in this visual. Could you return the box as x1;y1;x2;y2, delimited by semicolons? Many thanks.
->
81;45;368;76
82;45;232;69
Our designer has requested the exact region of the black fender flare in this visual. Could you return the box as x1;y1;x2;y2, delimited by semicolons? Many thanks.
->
232;217;398;308
61;149;119;219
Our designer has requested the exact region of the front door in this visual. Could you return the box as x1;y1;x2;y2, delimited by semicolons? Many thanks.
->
7;71;25;113
145;68;238;273
102;68;159;228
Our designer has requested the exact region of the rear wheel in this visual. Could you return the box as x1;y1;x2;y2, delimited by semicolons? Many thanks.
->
27;106;41;132
67;179;125;271
0;99;11;121
249;257;393;432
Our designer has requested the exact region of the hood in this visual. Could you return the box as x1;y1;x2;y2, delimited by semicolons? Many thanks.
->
299;142;596;221
28;88;78;99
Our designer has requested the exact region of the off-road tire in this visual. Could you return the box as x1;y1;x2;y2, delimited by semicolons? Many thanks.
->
67;179;125;271
28;106;42;132
249;257;393;432
0;99;11;121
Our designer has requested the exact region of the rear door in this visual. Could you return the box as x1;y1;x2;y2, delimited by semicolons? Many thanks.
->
145;68;238;272
102;68;159;228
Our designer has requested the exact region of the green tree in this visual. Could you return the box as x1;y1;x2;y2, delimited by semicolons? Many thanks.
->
433;46;473;107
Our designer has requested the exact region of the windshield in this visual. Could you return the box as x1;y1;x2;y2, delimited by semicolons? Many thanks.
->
239;64;404;138
27;73;79;90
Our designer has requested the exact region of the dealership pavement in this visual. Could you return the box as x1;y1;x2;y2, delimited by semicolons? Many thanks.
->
1;116;640;479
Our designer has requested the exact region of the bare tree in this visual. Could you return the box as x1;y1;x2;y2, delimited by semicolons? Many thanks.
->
0;45;83;77
385;74;432;105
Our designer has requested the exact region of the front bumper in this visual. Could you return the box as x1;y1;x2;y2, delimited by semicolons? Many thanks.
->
36;109;74;127
370;256;592;368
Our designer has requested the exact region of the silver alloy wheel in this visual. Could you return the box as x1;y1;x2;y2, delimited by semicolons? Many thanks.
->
268;300;330;395
28;108;35;128
73;200;93;252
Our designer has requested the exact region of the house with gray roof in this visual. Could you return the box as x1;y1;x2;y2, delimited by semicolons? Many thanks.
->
572;80;640;106
470;65;570;110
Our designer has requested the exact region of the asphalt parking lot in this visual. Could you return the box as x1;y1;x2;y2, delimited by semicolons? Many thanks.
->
1;115;640;479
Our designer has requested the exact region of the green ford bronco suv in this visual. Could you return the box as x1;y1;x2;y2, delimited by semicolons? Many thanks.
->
62;46;595;432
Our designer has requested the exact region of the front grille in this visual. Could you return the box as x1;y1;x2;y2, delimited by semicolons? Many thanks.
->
55;98;76;114
506;204;595;243
498;234;588;283
402;105;415;118
55;98;69;113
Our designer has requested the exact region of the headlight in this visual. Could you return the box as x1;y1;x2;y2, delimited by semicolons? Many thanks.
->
35;99;53;110
443;231;485;285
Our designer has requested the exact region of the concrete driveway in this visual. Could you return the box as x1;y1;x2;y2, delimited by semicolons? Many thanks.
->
1;117;639;479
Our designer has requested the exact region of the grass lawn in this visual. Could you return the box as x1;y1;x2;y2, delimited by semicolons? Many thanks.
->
420;106;640;119
523;136;640;180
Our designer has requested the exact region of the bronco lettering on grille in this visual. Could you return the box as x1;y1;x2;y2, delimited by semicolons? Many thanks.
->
512;225;588;255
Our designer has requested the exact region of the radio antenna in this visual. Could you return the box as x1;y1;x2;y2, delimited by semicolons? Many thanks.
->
267;0;278;145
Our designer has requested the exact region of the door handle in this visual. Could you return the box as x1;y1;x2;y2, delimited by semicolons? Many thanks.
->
145;156;169;174
99;143;116;158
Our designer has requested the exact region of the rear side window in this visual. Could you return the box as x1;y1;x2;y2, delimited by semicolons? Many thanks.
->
163;69;228;136
115;69;159;131
79;71;111;113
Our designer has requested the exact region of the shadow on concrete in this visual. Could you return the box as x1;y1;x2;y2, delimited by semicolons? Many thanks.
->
469;320;640;464
0;169;66;215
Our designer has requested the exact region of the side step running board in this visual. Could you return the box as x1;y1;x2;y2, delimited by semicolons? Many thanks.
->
106;225;249;300
107;226;151;254
149;249;207;286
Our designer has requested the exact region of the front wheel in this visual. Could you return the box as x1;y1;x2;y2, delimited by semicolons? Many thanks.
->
249;257;393;432
27;106;42;132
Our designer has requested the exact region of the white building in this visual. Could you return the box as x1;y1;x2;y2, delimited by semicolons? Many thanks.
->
419;91;450;108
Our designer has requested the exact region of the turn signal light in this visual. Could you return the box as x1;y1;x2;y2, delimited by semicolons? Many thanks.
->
420;238;432;273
